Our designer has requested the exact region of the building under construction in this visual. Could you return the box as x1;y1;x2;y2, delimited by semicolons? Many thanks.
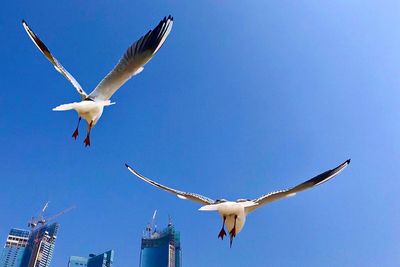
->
0;203;72;267
24;223;59;267
139;212;181;267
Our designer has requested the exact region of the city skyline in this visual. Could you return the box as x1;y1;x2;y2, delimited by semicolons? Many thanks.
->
1;0;399;266
0;208;178;267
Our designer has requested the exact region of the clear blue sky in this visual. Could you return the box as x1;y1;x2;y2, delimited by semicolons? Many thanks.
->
1;1;399;266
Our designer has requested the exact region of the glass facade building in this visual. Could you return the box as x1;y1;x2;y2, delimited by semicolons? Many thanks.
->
68;250;114;267
23;223;59;267
140;223;181;267
0;228;30;267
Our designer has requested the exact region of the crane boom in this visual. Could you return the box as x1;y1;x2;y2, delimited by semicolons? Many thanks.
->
27;203;75;230
45;206;75;223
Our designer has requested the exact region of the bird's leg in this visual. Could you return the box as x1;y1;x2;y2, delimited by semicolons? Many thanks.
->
72;117;81;140
218;216;227;240
229;215;238;248
84;121;93;147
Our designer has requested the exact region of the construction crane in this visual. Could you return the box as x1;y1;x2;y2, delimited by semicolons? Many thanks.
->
151;210;157;230
145;210;157;238
25;202;74;267
27;201;48;229
28;201;75;230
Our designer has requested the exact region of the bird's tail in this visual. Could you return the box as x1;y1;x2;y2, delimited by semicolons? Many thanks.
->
199;204;219;211
52;102;78;111
102;100;116;106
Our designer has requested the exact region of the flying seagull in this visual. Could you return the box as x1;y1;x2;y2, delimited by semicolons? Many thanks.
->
125;159;350;247
22;16;173;146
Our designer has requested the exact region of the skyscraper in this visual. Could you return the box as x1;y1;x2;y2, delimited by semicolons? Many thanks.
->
23;223;59;267
1;202;70;267
68;250;114;267
139;219;181;267
0;228;30;267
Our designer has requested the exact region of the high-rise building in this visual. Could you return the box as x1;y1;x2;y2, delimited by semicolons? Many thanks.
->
68;250;114;267
0;228;30;267
139;219;181;267
23;223;59;267
1;203;70;267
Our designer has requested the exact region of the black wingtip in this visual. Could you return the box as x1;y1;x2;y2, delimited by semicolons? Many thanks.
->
22;19;26;24
163;15;173;21
125;163;140;175
346;159;351;164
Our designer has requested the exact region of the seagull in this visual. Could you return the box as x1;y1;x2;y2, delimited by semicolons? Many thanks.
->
125;159;350;247
22;16;174;146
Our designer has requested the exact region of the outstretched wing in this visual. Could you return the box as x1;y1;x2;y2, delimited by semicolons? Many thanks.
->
89;16;174;101
125;164;215;205
246;159;350;213
22;20;88;99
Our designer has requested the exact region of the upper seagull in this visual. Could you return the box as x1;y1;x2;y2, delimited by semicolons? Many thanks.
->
22;16;174;146
126;159;350;247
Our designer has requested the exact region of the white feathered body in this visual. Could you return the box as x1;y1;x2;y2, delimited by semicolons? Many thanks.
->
200;201;249;234
53;100;115;126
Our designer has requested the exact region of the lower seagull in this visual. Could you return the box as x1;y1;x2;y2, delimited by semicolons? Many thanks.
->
125;159;350;247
